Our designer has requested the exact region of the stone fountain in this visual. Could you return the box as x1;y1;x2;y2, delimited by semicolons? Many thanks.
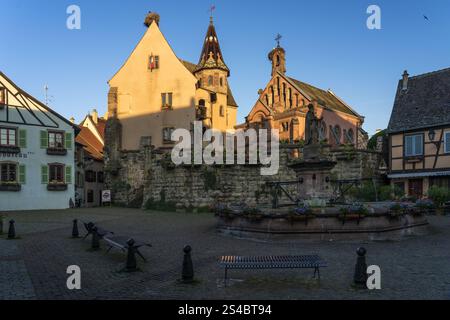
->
289;104;336;206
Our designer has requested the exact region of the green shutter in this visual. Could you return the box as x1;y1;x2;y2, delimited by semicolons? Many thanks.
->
41;165;48;184
19;129;27;148
40;131;48;149
65;166;72;184
65;132;73;150
19;165;26;184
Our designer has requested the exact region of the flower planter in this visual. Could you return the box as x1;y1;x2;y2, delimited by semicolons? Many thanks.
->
46;148;67;156
0;146;20;154
0;183;21;192
47;184;68;191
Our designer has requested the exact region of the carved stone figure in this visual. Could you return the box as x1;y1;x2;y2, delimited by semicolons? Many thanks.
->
305;104;319;145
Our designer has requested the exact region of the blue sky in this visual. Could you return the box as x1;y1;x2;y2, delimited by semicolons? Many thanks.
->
1;0;449;136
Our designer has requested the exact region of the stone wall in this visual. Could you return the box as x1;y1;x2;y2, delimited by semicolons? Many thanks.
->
104;135;385;210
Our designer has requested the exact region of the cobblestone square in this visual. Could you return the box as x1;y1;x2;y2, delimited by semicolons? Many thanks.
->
0;208;449;300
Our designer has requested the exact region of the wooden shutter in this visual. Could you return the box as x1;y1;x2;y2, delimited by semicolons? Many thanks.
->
65;166;72;184
19;129;27;148
41;165;48;184
40;131;48;149
19;165;26;184
65;132;73;150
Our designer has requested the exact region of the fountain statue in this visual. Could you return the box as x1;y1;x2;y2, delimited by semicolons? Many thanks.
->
289;104;337;206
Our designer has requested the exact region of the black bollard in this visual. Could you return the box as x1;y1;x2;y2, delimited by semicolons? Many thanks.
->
181;245;194;283
125;239;138;272
72;219;80;238
8;220;16;239
91;227;100;250
353;247;368;287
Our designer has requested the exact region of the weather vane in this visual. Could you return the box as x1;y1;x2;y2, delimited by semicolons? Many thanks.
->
275;33;282;47
209;4;216;22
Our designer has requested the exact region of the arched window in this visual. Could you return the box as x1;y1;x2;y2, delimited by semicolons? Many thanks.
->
219;77;223;87
319;121;327;141
219;105;225;117
208;76;213;86
282;83;287;104
288;88;292;107
199;99;206;107
347;128;355;144
270;86;275;105
277;77;280;98
334;125;342;145
276;55;280;67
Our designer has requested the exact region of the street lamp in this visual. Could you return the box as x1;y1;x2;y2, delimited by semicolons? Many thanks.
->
428;129;436;142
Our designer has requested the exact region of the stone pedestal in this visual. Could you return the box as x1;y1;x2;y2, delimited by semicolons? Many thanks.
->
289;144;337;203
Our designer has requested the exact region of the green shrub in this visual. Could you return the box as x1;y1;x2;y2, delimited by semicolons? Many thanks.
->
379;185;404;201
427;186;450;207
348;183;377;202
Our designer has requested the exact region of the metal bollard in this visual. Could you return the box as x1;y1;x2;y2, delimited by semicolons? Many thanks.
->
72;219;80;238
125;239;138;272
354;247;368;287
181;245;194;283
8;220;16;239
91;227;100;250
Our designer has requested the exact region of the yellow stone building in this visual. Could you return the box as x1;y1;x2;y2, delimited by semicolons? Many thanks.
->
107;13;238;150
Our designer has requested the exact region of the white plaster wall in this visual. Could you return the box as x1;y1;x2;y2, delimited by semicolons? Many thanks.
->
0;123;75;211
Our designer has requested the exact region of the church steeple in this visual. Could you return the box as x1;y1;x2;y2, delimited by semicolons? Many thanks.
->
195;17;230;76
268;34;286;77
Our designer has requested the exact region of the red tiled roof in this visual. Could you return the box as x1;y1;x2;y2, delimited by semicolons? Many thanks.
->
76;126;103;161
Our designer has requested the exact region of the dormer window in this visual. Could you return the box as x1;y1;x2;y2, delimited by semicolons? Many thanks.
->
149;55;159;71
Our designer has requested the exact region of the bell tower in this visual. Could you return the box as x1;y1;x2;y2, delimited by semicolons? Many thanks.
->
194;16;230;95
268;34;286;77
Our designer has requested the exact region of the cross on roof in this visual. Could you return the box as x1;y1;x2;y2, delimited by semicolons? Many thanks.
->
275;33;282;47
209;5;216;23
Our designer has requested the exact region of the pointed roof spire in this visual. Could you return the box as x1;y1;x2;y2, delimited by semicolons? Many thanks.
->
195;14;229;76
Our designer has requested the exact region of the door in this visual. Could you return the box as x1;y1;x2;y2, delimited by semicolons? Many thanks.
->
408;179;423;198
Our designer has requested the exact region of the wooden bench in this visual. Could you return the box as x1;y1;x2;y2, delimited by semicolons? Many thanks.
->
220;255;327;284
104;236;152;261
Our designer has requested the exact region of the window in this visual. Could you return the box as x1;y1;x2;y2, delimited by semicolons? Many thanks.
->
405;134;423;157
87;190;94;203
319;121;327;141
282;83;286;104
445;131;450;154
85;170;96;183
48;131;64;149
220;77;223;87
220;106;225;117
149;55;159;70
1;163;17;183
208;76;213;86
163;127;175;143
265;94;269;105
288;88;292;108
0;87;5;104
97;171;104;183
330;125;341;145
270;86;274;105
161;93;173;108
49;164;64;183
346;128;355;144
0;127;16;146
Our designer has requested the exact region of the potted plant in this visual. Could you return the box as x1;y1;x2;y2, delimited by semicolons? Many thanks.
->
415;199;435;215
338;204;367;225
287;206;315;225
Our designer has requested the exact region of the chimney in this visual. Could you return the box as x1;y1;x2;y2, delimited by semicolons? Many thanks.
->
70;117;75;124
91;109;98;124
402;70;409;91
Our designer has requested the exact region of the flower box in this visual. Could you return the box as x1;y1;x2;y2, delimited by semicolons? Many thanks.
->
0;183;21;192
47;183;68;191
0;146;20;154
47;148;68;156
